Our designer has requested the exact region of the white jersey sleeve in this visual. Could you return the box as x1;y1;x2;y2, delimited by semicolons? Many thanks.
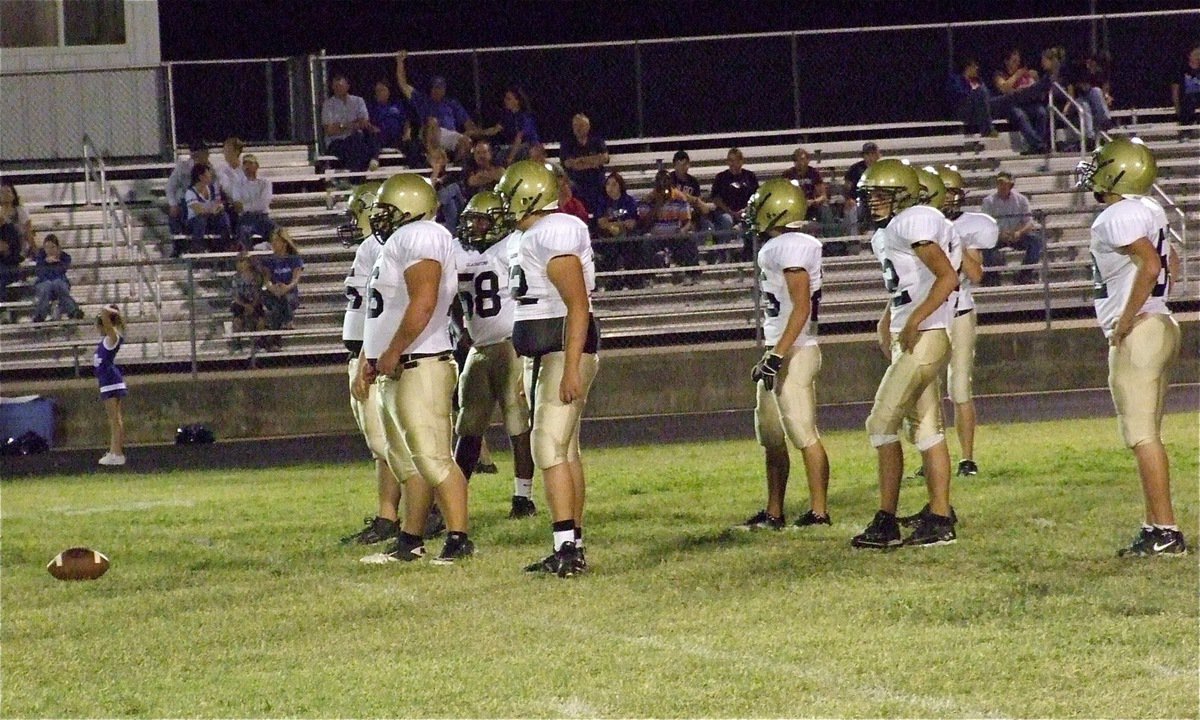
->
884;205;953;332
510;213;595;321
1090;197;1170;337
458;240;515;346
342;239;383;343
363;220;459;360
758;232;822;349
952;212;999;313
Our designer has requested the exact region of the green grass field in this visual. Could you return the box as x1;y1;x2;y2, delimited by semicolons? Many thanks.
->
2;414;1197;718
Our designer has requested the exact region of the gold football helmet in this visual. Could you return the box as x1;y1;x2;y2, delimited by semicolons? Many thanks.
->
456;190;511;249
856;158;920;225
338;181;382;246
915;165;947;213
936;165;966;220
495;160;558;222
1076;136;1157;198
369;173;438;241
745;178;808;236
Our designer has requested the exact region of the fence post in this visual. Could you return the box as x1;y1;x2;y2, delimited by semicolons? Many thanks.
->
790;33;801;128
285;57;296;141
1039;211;1051;330
634;41;644;138
165;63;178;159
946;24;955;77
265;61;276;143
752;231;764;349
187;259;198;379
309;51;325;161
471;50;482;122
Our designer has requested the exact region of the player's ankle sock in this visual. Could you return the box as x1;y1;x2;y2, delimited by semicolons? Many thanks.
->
552;519;575;551
514;477;533;498
574;526;584;549
1153;523;1179;532
447;531;468;543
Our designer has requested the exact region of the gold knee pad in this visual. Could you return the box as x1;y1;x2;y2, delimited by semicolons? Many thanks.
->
866;330;950;447
527;351;599;469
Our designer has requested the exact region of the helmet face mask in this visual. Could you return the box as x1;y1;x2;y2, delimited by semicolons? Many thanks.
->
456;190;511;249
369;174;438;241
936;165;966;220
1076;137;1157;200
856;159;919;227
745;178;807;238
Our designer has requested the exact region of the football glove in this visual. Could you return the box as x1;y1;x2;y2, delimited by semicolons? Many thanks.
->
751;352;784;391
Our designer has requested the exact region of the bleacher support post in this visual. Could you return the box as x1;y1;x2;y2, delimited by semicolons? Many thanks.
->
187;260;198;379
1039;211;1052;330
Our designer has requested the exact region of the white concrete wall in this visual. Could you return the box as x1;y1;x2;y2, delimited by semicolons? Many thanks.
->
1;1;163;161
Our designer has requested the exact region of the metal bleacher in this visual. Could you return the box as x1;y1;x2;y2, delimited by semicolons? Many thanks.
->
2;109;1196;376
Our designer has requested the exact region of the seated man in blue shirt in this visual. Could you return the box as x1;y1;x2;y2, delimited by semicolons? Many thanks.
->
396;50;476;162
366;79;410;165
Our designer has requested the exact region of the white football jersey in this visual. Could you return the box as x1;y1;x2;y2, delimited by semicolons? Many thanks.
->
875;204;956;333
342;237;384;343
758;231;822;349
1090;196;1171;338
952;211;999;313
363;220;458;360
507;213;595;321
457;237;515;347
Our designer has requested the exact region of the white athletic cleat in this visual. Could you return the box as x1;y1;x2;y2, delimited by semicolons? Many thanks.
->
98;453;126;466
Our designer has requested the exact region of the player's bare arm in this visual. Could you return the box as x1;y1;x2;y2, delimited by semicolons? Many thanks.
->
1111;237;1161;346
772;268;811;356
546;253;589;403
378;259;441;377
900;241;956;352
352;349;375;401
961;248;984;285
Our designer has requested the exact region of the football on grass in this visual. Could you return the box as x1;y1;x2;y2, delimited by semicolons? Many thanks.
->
47;547;110;581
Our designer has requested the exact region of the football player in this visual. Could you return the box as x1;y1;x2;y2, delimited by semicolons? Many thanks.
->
735;178;831;531
355;173;473;565
853;159;959;549
496;160;600;578
1078;137;1185;557
452;190;538;518
938;164;997;478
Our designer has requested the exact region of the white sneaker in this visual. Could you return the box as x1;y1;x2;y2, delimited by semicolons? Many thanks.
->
98;453;126;466
368;158;380;172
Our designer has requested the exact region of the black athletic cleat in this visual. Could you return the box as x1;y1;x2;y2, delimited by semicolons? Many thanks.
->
475;461;499;474
851;510;902;549
360;533;426;564
508;495;537;519
899;503;959;528
524;542;585;577
1118;527;1189;557
733;509;785;531
957;459;979;476
423;506;446;539
903;512;957;546
431;533;475;565
793;510;832;528
340;515;399;545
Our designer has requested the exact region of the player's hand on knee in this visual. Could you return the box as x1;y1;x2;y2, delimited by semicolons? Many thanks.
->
752;352;783;391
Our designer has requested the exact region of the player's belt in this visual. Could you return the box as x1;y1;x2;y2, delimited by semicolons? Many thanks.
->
955;308;973;317
400;351;453;369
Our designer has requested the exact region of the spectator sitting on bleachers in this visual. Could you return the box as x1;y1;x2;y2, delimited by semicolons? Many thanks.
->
595;171;651;291
427;146;467;233
231;153;274;245
182;163;232;255
215;136;246;199
166;141;209;236
230;251;265;351
670;150;717;231
1071;62;1114;137
992;48;1049;154
948;56;997;137
0;178;35;258
396;50;475;162
1171;43;1200;130
256;228;304;347
980;171;1043;286
482;86;539;164
0;224;26;308
561;113;610;219
556;174;590;224
462;140;506;200
842;141;880;236
32;234;83;322
781;147;835;229
711;147;759;259
367;77;410;165
640;169;699;284
322;73;373;174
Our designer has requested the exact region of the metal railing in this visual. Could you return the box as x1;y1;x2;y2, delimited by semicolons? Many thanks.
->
1048;81;1090;161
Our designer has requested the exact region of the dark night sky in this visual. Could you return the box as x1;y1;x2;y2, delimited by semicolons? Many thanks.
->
158;0;1197;60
